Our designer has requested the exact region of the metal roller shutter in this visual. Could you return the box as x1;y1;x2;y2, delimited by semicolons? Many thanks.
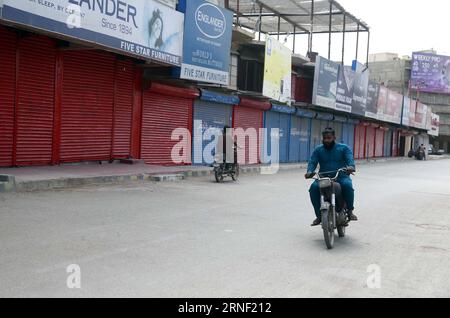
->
0;27;16;167
233;106;263;165
141;91;193;165
289;116;301;163
366;126;376;158
193;100;232;165
299;117;311;162
112;59;134;159
60;50;115;162
384;130;392;157
342;123;355;151
15;35;56;166
354;124;366;159
374;129;385;157
263;111;290;164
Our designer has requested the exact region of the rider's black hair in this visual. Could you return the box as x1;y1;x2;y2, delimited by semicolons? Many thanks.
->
322;127;336;136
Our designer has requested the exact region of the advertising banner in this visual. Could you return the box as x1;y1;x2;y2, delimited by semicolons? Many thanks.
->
402;96;411;127
1;0;184;66
352;69;370;116
376;86;388;120
179;0;233;85
428;113;440;136
155;0;177;9
415;102;428;130
263;36;292;103
365;81;380;119
336;65;355;113
411;52;450;94
312;56;339;110
383;90;403;124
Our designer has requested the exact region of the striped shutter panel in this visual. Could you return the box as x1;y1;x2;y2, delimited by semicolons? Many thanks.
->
193;100;232;165
112;59;134;159
60;50;115;162
375;129;385;157
289;116;301;163
366;126;376;158
233;106;263;165
299;117;311;162
0;27;17;167
15;35;56;165
141;92;192;165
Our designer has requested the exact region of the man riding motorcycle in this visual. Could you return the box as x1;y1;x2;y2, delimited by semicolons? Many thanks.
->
305;127;358;227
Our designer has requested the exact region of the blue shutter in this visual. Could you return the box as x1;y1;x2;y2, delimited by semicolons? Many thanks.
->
193;100;233;165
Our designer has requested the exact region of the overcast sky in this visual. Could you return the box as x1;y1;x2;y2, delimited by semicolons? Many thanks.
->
289;0;448;64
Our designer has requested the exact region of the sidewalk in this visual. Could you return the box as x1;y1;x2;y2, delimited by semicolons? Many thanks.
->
0;155;449;193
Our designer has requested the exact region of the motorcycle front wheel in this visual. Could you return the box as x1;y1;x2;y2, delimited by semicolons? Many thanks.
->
214;169;224;183
322;207;335;250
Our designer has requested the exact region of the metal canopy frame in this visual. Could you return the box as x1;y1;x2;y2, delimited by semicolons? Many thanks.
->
225;0;371;65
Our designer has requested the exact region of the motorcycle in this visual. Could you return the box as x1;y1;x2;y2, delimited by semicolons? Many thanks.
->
309;168;354;250
213;144;240;183
415;149;426;161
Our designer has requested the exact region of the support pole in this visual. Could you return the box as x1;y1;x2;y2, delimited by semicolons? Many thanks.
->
355;23;360;62
328;1;332;60
342;13;346;65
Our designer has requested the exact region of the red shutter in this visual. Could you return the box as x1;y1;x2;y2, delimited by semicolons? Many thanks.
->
60;50;115;162
15;35;56;166
0;27;17;167
374;129;385;157
112;59;134;159
366;126;376;158
354;124;366;159
233;106;263;164
141;89;193;165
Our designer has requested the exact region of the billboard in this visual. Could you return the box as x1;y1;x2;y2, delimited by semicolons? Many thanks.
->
365;81;380;119
402;96;411;127
179;0;233;85
428;113;440;136
263;36;292;103
411;52;450;94
376;86;388;120
352;69;370;116
382;90;403;124
312;56;339;110
0;0;184;66
335;65;355;113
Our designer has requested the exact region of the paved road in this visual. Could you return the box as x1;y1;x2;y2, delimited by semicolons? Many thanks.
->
1;159;449;298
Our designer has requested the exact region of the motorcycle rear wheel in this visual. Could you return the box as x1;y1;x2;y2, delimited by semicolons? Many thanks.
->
231;165;240;181
322;207;335;250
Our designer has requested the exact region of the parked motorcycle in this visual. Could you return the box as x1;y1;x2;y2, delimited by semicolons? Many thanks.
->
308;168;354;250
213;144;239;183
415;149;426;161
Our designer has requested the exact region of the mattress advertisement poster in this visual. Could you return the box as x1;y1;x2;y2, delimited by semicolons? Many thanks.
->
312;56;339;110
179;0;233;85
0;0;184;66
263;36;292;103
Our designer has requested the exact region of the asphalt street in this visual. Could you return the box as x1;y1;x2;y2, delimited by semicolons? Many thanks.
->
0;159;449;298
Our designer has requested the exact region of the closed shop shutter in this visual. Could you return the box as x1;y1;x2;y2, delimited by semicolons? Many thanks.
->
366;126;376;158
263;111;291;164
374;129;385;157
299;117;311;162
354;124;366;159
60;50;115;162
289;116;301;163
141;85;194;165
15;35;56;165
193;100;233;165
384;130;392;157
233;106;263;165
342;123;355;152
112;59;134;159
0;27;16;167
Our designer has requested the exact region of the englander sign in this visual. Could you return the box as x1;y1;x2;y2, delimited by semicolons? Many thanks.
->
179;0;233;85
0;0;184;66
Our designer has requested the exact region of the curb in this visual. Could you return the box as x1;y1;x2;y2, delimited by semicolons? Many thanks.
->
1;156;449;193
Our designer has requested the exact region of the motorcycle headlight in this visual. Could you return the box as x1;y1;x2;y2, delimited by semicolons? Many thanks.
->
319;179;332;189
